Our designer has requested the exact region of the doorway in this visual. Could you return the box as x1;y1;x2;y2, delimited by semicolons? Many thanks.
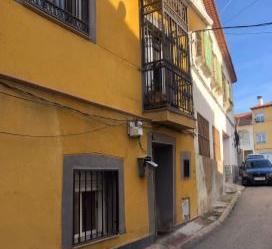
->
152;142;174;235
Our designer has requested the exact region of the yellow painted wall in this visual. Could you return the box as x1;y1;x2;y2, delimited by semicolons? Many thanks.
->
0;80;149;249
188;7;207;31
0;1;199;248
0;0;142;116
0;80;198;249
252;107;272;152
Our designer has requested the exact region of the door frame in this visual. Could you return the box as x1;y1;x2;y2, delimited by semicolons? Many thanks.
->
147;132;176;235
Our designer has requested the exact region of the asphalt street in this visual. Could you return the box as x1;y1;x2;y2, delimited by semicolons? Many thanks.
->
190;187;272;249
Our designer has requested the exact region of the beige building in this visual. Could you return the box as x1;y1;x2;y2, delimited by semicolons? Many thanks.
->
236;96;272;162
235;112;254;163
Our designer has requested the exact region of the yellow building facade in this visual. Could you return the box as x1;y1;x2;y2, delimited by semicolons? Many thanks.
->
251;101;272;155
0;1;205;249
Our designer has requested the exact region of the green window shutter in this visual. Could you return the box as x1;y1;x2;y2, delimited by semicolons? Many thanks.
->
225;81;229;99
229;84;233;100
196;32;203;57
216;62;222;89
204;32;212;71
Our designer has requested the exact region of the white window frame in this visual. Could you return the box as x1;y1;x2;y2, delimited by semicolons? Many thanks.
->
239;130;250;147
255;113;265;123
256;132;266;144
73;189;105;243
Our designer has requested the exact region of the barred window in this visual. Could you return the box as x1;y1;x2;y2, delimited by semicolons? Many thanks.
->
197;113;210;157
183;159;190;177
24;0;91;35
73;170;119;245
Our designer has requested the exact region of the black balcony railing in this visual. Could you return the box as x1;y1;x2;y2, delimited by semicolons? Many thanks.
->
141;0;193;116
24;0;89;35
144;60;193;115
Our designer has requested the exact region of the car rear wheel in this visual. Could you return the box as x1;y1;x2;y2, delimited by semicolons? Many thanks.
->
242;178;248;186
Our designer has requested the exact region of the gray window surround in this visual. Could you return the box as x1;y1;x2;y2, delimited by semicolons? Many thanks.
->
17;0;96;42
62;154;125;249
181;152;191;179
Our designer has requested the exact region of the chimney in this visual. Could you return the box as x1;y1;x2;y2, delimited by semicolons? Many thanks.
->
257;96;264;106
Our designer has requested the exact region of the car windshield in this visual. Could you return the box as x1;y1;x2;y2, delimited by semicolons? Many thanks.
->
247;155;265;160
246;160;272;169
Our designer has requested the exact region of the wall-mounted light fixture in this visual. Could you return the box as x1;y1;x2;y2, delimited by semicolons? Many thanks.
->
137;156;158;177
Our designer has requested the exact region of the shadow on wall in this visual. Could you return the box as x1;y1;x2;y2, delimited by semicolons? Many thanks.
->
96;0;140;68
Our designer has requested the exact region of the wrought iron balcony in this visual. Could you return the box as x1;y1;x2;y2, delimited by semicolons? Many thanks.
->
24;0;89;35
143;60;193;116
141;0;193;117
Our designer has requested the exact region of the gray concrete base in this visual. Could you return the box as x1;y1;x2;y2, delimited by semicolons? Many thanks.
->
143;184;245;249
180;189;244;249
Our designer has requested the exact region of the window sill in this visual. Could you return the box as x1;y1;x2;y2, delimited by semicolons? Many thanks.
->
21;1;94;42
73;234;120;249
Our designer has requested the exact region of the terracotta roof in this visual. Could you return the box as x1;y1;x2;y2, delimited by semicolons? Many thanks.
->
251;102;272;110
202;0;237;83
235;112;252;119
235;112;252;126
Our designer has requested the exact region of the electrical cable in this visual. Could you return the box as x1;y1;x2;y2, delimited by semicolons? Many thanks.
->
0;81;129;124
192;21;272;33
138;137;147;153
225;31;272;36
220;0;235;14
224;0;262;24
0;123;125;138
0;82;147;139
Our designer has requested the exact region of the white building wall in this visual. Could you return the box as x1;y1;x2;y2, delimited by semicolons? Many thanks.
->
189;3;238;214
237;125;254;152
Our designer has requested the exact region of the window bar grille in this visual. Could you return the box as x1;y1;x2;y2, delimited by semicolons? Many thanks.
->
101;171;104;237
24;0;89;35
115;174;119;232
78;170;81;243
90;171;93;240
73;170;119;244
141;0;193;115
95;171;98;239
72;170;75;245
84;171;87;242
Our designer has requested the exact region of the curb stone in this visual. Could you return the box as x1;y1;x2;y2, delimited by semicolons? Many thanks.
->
180;188;244;249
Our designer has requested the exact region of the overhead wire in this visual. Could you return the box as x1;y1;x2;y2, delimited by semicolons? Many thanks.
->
223;0;262;24
0;123;124;138
220;0;235;14
225;31;272;36
192;21;272;33
0;81;131;138
0;81;129;124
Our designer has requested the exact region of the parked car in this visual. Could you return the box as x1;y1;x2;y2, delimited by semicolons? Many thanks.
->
246;154;265;160
242;159;272;186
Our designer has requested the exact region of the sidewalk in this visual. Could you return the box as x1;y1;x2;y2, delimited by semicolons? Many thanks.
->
143;184;244;249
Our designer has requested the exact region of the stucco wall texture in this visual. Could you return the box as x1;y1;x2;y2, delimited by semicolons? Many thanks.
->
0;80;198;249
0;1;200;248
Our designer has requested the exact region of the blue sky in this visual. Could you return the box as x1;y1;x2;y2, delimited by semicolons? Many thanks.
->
215;0;272;113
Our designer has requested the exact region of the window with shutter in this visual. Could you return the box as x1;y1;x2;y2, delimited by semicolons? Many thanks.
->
204;32;213;72
216;62;223;90
196;32;203;58
197;113;210;157
229;84;233;101
212;126;221;161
